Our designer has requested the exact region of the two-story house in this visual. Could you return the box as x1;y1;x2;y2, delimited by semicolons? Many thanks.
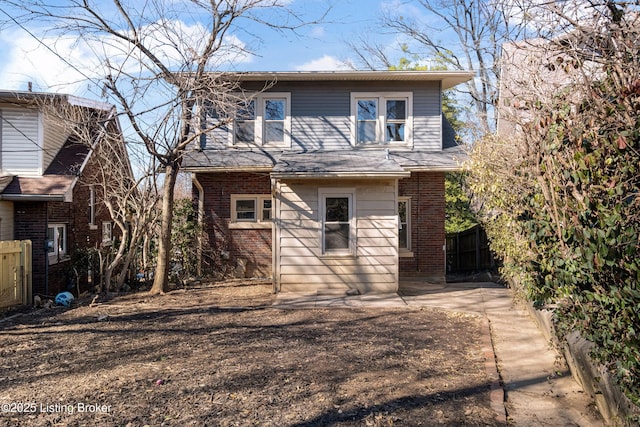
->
183;71;473;293
0;90;129;297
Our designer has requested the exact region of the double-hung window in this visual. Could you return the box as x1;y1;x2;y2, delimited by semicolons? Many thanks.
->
231;195;272;225
351;92;412;146
320;189;355;255
398;197;412;253
235;99;255;144
47;224;67;264
231;93;291;147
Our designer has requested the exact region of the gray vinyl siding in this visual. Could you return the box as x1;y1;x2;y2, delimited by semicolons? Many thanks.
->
221;80;443;152
0;108;42;175
276;179;398;293
290;88;351;151
412;86;442;151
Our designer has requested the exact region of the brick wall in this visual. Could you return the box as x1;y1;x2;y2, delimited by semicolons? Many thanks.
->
398;171;446;283
14;202;47;295
194;170;446;282
13;159;117;296
195;172;273;277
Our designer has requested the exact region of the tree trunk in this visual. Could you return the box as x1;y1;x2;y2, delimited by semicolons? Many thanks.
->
117;225;141;289
150;162;179;294
104;227;128;291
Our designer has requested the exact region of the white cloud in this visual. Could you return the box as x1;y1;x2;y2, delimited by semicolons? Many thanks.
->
0;19;253;95
309;25;326;38
294;55;351;71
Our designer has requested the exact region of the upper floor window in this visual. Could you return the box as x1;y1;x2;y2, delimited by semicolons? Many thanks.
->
351;92;412;146
230;93;291;148
235;99;255;144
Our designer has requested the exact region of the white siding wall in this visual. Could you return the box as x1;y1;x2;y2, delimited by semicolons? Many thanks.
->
276;179;398;293
1;108;42;176
0;201;14;241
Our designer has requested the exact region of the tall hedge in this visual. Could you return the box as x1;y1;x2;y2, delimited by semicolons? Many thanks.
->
469;11;640;405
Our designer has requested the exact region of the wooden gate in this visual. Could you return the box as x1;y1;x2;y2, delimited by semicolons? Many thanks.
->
0;240;32;308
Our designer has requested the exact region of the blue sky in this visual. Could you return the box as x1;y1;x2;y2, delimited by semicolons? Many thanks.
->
0;0;442;97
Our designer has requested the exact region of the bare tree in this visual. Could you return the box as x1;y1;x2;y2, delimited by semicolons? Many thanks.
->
4;0;324;294
38;98;158;292
350;0;529;134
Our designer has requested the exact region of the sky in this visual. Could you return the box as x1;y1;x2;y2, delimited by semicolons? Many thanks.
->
0;0;443;98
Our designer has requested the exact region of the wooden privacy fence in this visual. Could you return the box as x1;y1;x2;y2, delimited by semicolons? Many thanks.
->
446;225;495;273
0;240;32;309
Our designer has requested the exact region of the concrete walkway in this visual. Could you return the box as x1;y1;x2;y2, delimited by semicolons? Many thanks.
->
274;282;604;426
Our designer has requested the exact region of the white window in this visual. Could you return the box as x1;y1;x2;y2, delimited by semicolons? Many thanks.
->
319;189;355;255
88;185;97;228
231;195;272;223
230;93;291;147
47;224;67;264
398;197;411;252
234;99;255;144
351;92;412;145
102;221;113;244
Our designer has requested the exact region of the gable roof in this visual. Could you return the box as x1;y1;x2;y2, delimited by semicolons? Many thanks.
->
1;137;90;201
0;90;122;201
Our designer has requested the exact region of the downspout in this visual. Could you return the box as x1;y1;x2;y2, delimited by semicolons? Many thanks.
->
271;177;279;293
44;202;49;295
192;173;204;277
394;178;399;292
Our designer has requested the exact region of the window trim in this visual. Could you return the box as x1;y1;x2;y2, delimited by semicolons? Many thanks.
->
47;223;68;264
230;194;273;227
398;196;413;256
229;92;291;148
319;188;356;256
350;92;413;147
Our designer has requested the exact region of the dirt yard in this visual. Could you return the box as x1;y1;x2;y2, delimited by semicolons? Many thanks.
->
0;280;500;426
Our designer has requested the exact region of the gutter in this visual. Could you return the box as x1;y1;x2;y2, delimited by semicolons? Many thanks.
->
181;166;274;173
270;171;411;179
192;173;205;277
0;194;66;202
401;165;465;172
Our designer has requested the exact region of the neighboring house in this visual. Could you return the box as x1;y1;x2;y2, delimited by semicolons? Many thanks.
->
183;71;473;293
0;90;128;297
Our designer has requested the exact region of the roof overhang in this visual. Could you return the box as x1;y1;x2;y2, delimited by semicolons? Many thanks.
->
0;194;66;202
185;166;273;173
270;171;411;179
222;70;476;90
0;91;113;111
